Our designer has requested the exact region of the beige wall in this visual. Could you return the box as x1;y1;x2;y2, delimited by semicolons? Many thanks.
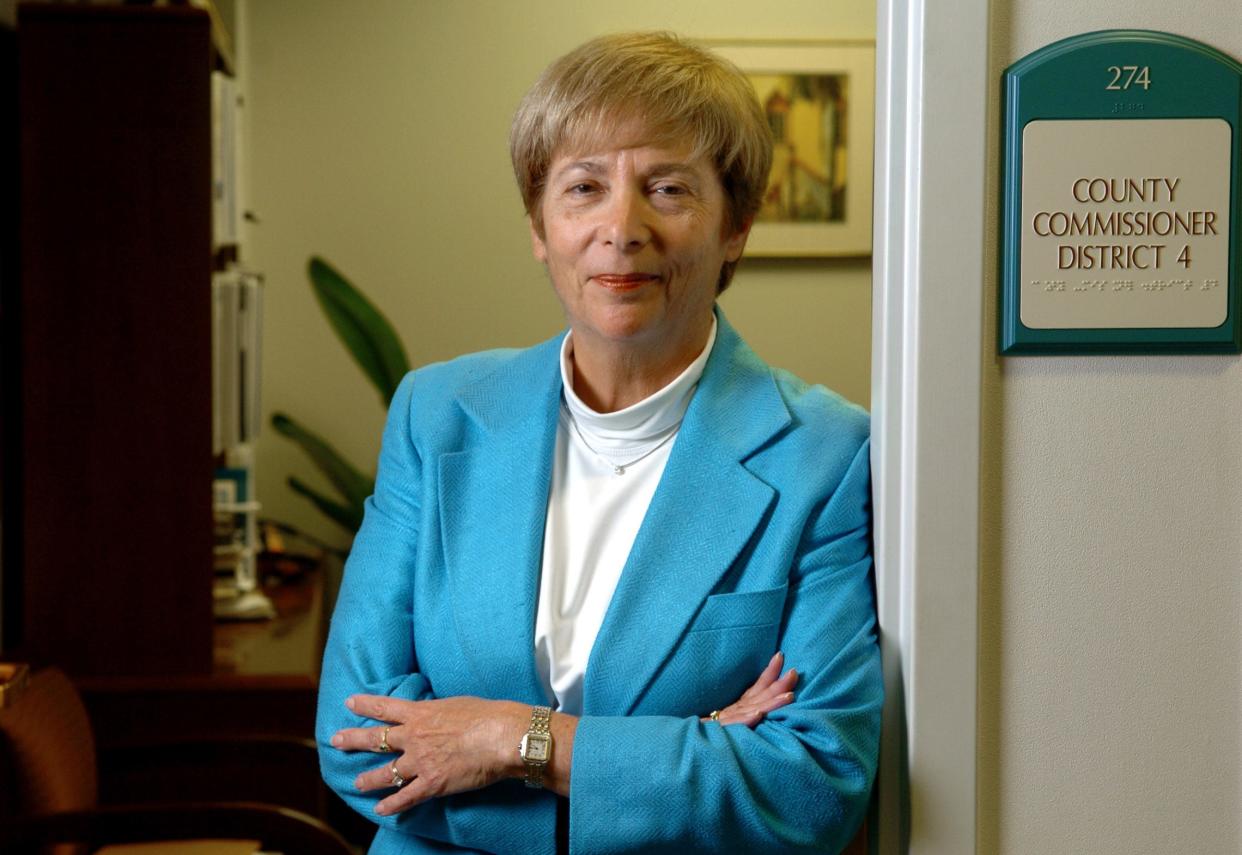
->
242;0;875;548
979;3;1242;853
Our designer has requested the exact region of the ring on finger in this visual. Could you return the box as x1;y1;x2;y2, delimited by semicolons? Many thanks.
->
379;725;393;753
709;710;721;722
390;761;405;788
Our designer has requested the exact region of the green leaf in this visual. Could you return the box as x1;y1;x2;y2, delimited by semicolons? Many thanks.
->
307;256;410;405
287;476;365;533
270;412;374;511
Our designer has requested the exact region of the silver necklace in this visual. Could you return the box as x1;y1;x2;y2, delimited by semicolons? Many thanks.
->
567;415;678;475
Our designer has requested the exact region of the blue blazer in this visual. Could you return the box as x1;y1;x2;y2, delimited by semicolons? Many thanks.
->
317;311;882;854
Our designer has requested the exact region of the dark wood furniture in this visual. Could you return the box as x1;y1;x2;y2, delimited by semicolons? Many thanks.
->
81;570;327;751
7;3;214;677
4;7;372;846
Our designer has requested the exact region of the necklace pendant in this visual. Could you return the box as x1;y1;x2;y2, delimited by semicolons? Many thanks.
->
613;465;625;475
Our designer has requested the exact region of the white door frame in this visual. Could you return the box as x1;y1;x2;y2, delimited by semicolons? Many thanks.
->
871;0;990;852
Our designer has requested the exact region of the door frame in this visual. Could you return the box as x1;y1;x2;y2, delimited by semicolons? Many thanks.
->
871;0;990;851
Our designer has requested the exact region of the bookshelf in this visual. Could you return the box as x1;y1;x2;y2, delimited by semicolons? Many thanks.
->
7;4;217;676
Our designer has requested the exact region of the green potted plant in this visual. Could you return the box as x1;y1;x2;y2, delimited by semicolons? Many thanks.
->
270;257;409;540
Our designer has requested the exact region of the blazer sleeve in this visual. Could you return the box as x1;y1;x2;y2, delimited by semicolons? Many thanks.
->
317;371;557;853
315;373;441;833
568;439;882;854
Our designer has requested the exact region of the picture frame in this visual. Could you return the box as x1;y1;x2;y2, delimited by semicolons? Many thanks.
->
708;40;875;258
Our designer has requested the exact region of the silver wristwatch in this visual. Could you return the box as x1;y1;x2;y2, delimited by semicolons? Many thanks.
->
519;705;553;788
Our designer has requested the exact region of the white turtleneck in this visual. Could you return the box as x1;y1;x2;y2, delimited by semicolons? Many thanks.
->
533;317;718;715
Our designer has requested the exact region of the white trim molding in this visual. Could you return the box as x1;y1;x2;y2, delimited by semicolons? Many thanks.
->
872;0;989;852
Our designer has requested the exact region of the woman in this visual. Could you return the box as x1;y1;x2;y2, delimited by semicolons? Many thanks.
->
318;32;881;854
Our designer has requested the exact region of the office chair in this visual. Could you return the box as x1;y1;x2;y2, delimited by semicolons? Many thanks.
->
0;666;352;855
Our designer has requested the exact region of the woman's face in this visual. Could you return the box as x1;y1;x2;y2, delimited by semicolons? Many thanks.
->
530;138;749;359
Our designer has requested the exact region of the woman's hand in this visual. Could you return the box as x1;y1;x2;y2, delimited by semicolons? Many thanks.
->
703;651;798;727
331;694;528;816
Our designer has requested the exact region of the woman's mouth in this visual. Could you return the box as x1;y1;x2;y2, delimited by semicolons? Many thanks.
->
592;274;659;291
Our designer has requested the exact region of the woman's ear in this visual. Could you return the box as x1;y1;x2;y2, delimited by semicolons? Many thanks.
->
529;216;547;264
723;217;753;263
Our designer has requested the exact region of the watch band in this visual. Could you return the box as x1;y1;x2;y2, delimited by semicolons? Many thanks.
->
521;705;553;789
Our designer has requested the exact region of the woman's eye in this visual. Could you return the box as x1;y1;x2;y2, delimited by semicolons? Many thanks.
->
652;184;687;196
568;183;597;195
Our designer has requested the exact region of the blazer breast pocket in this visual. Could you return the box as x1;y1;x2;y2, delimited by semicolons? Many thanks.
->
688;583;789;633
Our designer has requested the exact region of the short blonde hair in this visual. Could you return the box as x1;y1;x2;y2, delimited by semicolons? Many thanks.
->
510;32;772;293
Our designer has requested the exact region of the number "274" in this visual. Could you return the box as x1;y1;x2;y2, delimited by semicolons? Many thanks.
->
1106;65;1151;90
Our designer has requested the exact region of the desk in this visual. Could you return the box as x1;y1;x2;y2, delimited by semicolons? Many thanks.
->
78;568;327;745
213;571;325;677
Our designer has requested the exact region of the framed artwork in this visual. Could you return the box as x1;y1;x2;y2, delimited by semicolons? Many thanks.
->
710;40;875;258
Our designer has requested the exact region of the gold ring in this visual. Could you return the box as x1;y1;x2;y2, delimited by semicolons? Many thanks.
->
709;710;721;721
379;725;392;753
390;761;405;787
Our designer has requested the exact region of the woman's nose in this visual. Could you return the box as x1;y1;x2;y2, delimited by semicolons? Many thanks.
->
599;187;650;250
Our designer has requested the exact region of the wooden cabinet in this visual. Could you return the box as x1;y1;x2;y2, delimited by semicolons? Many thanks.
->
6;4;214;677
0;6;367;842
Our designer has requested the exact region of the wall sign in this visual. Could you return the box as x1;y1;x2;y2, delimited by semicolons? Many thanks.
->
1000;30;1242;354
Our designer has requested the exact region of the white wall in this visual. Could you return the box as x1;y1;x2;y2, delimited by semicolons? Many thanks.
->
979;3;1242;852
242;0;875;548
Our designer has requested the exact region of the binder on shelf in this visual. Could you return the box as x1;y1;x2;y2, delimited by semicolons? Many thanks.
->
212;271;239;454
211;70;240;247
239;271;263;442
212;268;263;454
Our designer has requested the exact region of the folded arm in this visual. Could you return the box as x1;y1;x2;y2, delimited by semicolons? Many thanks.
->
330;649;798;812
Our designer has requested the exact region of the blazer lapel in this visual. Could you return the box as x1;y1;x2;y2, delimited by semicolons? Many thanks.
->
438;336;563;704
582;313;792;716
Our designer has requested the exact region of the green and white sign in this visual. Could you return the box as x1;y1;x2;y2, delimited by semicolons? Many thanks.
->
1000;31;1242;354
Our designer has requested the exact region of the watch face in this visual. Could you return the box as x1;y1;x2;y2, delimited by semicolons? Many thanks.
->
522;733;550;762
